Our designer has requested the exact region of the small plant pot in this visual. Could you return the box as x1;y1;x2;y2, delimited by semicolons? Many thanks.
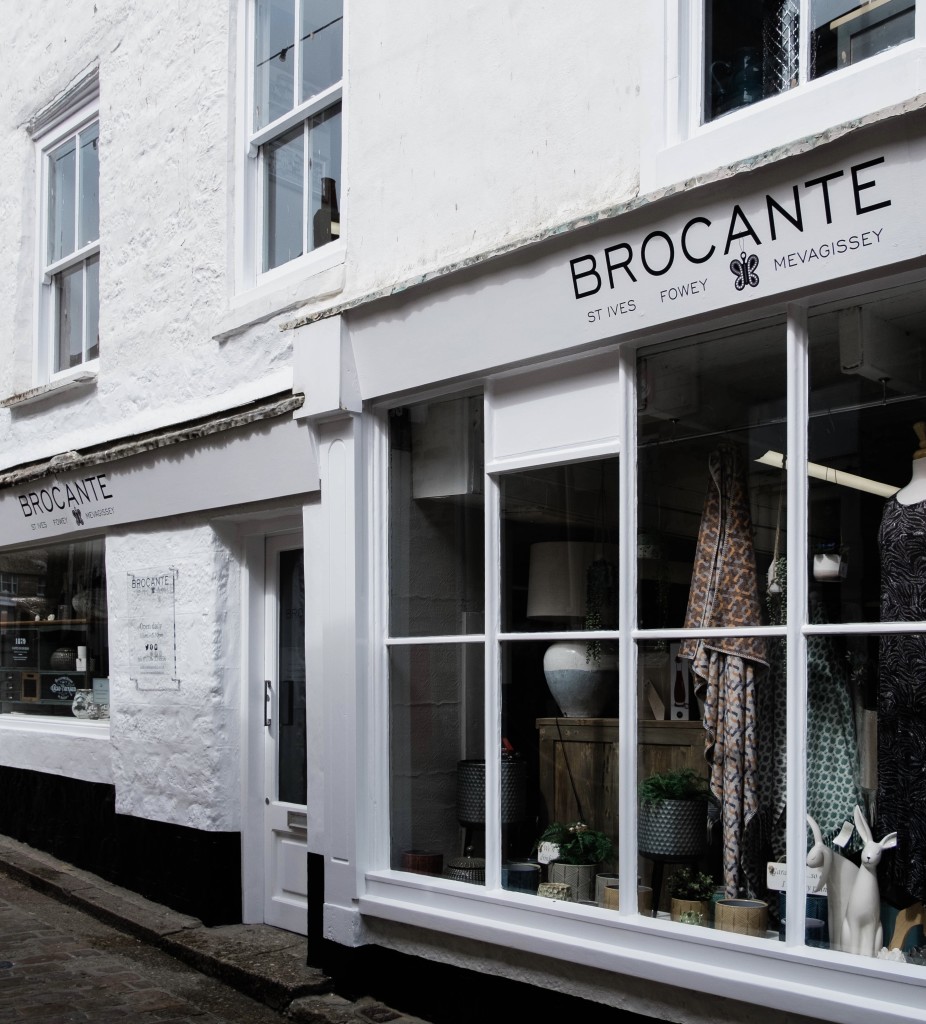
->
603;884;653;913
548;862;597;903
715;898;768;937
638;799;707;857
670;897;710;923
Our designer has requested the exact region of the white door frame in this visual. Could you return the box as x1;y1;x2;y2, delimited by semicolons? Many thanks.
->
240;514;305;927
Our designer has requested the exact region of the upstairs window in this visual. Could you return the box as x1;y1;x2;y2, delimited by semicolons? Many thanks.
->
704;0;916;122
250;0;343;274
40;113;100;375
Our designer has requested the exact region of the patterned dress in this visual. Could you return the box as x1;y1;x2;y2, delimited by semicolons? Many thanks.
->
680;446;768;899
878;496;926;905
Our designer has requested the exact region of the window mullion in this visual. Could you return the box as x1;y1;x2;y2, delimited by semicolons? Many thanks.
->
484;465;501;889
302;119;310;257
798;0;811;86
784;302;809;947
618;343;638;914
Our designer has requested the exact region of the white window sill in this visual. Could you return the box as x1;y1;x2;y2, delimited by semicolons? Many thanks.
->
0;713;110;738
645;45;926;194
215;242;346;341
1;367;98;410
360;873;925;1023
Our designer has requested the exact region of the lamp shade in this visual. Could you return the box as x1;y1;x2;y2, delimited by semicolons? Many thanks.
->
526;542;597;619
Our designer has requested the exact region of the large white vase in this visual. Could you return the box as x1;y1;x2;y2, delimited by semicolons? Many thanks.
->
543;641;617;717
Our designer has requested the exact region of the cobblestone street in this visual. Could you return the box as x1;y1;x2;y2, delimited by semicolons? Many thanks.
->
0;872;285;1023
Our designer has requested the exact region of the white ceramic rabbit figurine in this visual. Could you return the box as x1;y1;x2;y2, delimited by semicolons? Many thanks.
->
841;805;897;957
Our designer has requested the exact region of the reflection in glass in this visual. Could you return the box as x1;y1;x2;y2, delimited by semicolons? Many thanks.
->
301;0;343;101
389;644;485;877
55;263;83;372
277;548;306;805
254;0;296;130
86;255;99;362
808;285;926;624
810;0;915;82
48;138;76;263
78;124;99;247
0;538;108;718
263;123;304;271
388;396;484;638
637;321;786;630
308;104;341;250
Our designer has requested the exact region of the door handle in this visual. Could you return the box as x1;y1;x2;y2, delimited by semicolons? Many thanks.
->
264;679;272;727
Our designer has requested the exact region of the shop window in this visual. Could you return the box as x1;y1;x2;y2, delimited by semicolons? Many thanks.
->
0;539;109;719
704;0;916;123
381;286;926;976
38;109;100;378
249;0;343;275
387;396;485;874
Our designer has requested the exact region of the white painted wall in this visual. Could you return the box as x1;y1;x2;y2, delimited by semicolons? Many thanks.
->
105;520;242;831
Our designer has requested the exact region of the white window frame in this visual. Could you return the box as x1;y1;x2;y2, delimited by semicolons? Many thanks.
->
644;0;926;192
361;289;926;1023
237;0;346;297
33;98;101;386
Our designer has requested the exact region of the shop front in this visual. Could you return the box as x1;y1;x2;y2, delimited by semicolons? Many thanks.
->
319;108;926;1021
0;397;318;927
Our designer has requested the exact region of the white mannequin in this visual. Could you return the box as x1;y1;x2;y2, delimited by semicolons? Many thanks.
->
894;422;926;505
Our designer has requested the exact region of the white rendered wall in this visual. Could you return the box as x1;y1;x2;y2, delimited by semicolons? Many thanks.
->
344;1;648;298
105;520;242;831
0;1;294;471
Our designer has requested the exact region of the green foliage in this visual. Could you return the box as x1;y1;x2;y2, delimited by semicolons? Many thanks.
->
537;821;614;865
666;867;716;901
638;768;709;806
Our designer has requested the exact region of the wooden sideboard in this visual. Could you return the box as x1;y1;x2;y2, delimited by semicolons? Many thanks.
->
535;717;708;853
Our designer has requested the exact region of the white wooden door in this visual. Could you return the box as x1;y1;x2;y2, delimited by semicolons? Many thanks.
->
263;533;308;933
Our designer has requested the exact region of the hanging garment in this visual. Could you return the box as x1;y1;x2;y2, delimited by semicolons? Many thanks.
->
757;580;862;869
877;496;926;905
680;446;768;898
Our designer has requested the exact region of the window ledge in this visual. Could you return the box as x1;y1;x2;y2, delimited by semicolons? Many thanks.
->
215;243;346;341
360;875;926;1024
0;714;109;738
1;368;97;410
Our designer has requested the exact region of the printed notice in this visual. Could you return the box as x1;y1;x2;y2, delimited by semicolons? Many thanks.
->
127;568;178;689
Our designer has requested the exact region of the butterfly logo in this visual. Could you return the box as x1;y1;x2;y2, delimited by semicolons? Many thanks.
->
730;251;759;290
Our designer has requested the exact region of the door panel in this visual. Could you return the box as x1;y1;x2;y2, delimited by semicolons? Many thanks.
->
264;535;308;933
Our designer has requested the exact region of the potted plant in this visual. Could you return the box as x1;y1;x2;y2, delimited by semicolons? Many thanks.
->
667;867;714;923
536;821;614;902
638;768;710;858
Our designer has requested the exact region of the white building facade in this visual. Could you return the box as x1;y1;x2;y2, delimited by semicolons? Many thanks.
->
2;3;926;1022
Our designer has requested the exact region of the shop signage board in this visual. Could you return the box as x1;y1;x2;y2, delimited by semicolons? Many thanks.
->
350;116;926;396
126;568;178;690
0;415;317;545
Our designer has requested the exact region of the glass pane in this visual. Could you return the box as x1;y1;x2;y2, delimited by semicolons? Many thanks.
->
48;137;76;264
637;319;787;629
55;264;83;372
500;460;618;637
390;644;485;878
810;0;915;82
263;123;304;271
277;548;306;805
504;639;617;903
301;0;343;101
704;1;799;122
254;0;296;130
636;638;717;921
807;281;926;623
0;538;108;719
78;123;99;247
388;395;485;638
308;103;342;250
85;255;99;362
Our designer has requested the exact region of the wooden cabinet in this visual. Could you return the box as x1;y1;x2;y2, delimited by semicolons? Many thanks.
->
535;717;708;852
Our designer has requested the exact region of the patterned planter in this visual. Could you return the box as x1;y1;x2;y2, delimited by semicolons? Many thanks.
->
638;799;707;858
670;897;710;923
548;862;597;902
